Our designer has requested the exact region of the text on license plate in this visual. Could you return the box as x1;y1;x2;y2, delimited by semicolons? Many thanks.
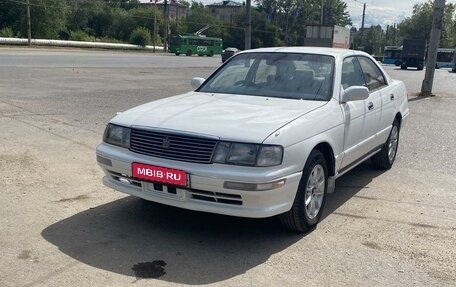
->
131;163;187;187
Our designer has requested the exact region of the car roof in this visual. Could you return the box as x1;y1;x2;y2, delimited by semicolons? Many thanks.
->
240;46;368;59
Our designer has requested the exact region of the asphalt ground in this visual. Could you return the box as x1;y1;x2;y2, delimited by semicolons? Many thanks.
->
0;47;455;287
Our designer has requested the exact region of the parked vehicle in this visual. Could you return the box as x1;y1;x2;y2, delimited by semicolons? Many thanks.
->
304;25;350;49
97;47;409;232
169;34;222;57
221;47;240;62
383;46;402;65
434;48;455;69
452;50;456;72
401;39;426;70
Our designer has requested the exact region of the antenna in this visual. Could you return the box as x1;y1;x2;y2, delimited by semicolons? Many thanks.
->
195;25;212;35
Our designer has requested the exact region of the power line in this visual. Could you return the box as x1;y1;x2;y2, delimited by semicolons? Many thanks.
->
346;0;366;5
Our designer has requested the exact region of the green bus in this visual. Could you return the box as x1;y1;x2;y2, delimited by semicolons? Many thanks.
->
169;34;223;57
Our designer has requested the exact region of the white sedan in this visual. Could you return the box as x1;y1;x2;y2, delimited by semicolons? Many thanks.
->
96;47;409;232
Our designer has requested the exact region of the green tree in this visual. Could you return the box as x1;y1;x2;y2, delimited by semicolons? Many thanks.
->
256;0;352;46
0;0;69;39
231;9;281;49
322;0;352;26
363;25;384;55
66;0;108;36
185;5;224;37
398;1;456;47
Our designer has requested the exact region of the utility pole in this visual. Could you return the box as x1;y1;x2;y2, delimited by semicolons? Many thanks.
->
421;0;446;96
320;0;324;25
163;0;168;52
245;0;251;50
360;2;366;44
153;0;157;53
26;0;31;46
393;23;396;45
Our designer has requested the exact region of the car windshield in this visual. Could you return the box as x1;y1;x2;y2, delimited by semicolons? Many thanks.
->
199;52;335;101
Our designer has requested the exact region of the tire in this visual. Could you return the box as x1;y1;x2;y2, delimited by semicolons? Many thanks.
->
394;60;401;66
401;64;407;70
208;50;214;57
280;150;328;233
417;64;424;70
198;54;203;57
371;119;400;169
186;49;192;56
175;53;180;56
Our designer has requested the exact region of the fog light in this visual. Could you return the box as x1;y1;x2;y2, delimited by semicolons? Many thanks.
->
224;179;286;191
97;155;112;166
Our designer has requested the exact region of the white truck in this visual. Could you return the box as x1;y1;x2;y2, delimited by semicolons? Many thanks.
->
304;25;351;49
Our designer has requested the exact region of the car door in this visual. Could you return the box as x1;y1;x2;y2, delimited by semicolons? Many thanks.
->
357;56;386;151
339;56;368;169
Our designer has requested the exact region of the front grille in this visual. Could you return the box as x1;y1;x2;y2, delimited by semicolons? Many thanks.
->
130;129;218;164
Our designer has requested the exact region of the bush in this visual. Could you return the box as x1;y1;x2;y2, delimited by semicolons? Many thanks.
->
69;30;91;42
129;27;151;47
0;27;17;38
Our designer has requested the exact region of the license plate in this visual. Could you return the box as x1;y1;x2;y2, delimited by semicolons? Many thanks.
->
131;163;187;187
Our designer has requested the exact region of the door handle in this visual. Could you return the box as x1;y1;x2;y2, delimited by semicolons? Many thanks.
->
390;94;395;101
368;102;374;110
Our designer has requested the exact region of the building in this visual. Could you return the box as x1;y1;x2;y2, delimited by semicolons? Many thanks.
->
138;0;188;20
206;1;244;23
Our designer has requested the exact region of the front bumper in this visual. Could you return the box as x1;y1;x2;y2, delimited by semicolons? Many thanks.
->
96;143;302;218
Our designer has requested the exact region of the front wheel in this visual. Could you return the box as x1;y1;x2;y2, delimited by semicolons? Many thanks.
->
280;150;328;233
371;119;400;169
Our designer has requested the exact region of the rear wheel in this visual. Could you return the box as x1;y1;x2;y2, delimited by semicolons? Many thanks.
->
186;49;192;56
175;53;180;56
208;50;214;57
372;119;400;169
401;64;407;70
417;63;424;70
280;150;328;233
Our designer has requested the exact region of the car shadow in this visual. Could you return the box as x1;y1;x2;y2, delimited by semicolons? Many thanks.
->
321;161;386;221
41;162;385;284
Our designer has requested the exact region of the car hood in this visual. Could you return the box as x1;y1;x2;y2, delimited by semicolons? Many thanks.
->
111;92;327;143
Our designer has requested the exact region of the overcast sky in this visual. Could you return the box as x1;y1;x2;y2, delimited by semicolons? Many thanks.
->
199;0;456;28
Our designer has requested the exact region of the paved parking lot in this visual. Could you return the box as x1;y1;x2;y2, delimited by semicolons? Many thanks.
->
0;48;455;287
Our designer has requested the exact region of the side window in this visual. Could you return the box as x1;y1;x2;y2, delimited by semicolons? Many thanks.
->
357;57;387;91
341;56;365;89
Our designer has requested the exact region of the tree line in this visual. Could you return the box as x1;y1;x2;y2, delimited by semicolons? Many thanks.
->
0;0;455;53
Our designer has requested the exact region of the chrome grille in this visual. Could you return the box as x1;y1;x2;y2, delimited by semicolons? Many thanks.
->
130;129;218;164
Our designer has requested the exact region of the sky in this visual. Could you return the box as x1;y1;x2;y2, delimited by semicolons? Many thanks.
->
198;0;456;29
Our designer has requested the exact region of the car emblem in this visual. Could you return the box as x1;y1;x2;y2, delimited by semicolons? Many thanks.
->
162;137;171;149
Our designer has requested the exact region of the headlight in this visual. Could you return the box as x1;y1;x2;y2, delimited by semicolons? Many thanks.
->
213;142;283;167
256;145;283;167
103;124;131;148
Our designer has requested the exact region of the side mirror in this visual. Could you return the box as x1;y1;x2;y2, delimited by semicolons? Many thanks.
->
341;86;369;103
191;77;205;89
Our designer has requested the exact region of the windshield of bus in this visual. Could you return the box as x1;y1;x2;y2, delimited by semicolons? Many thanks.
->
198;52;335;101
